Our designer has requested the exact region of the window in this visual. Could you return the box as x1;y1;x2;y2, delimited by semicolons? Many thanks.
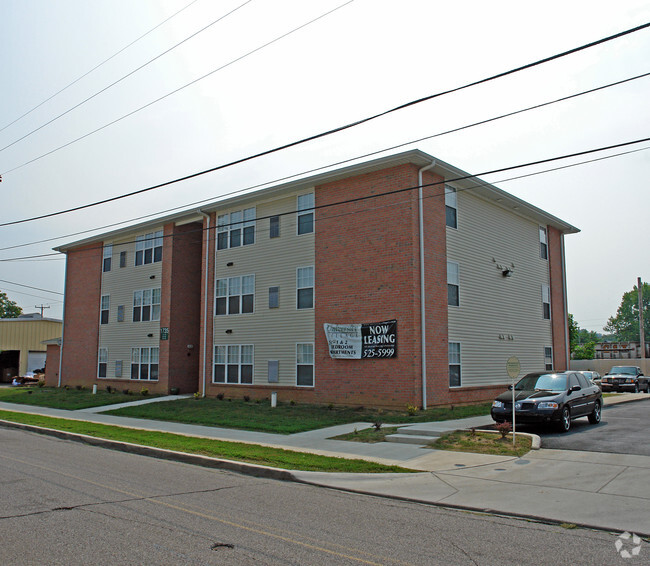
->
449;342;461;387
102;244;112;272
100;295;110;325
447;261;459;306
269;286;279;309
268;360;279;383
217;207;256;250
135;230;163;266
539;226;548;260
297;267;314;309
542;285;551;320
98;348;108;378
213;345;253;384
131;347;159;380
576;373;589;389
115;360;123;378
117;305;125;322
445;185;457;229
297;343;314;386
544;347;553;371
270;215;280;238
215;275;255;315
133;288;161;322
119;251;127;268
297;193;314;235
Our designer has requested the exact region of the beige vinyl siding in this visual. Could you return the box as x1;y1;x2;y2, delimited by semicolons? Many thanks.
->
212;191;315;387
0;319;62;376
98;229;163;379
446;189;551;387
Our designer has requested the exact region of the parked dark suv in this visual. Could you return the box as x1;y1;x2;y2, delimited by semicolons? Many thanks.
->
601;366;650;393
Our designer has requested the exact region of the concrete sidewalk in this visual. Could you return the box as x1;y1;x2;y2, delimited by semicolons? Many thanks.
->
1;394;648;536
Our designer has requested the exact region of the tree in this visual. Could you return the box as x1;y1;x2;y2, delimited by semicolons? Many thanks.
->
0;290;23;318
603;282;650;341
568;313;579;351
573;342;595;360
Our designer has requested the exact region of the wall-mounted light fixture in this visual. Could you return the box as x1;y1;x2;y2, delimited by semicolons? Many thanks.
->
147;333;153;338
225;329;233;334
150;275;155;279
226;262;234;267
493;258;515;278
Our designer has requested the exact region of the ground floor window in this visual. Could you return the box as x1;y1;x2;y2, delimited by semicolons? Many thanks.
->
131;347;159;380
98;348;108;378
449;342;461;387
297;343;314;386
213;345;253;384
544;346;553;370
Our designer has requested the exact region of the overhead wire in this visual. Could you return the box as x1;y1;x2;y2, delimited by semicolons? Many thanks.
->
0;0;201;134
2;136;648;264
1;69;648;250
1;19;647;181
0;0;356;174
0;0;253;152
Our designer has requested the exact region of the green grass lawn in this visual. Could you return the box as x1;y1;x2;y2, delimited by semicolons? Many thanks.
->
105;397;492;434
0;386;157;410
431;430;532;457
0;410;416;473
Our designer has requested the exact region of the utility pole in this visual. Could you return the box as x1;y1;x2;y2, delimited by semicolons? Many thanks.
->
638;277;646;360
34;304;50;317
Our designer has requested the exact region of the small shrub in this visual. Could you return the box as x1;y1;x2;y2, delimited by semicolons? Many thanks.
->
289;400;295;406
123;389;130;395
169;387;179;395
216;393;224;400
75;385;83;391
37;379;45;388
193;392;201;400
373;422;383;431
243;395;250;402
496;421;512;439
27;390;33;395
406;404;419;416
470;427;477;438
327;403;334;411
63;385;69;390
106;385;113;393
255;399;261;404
140;387;149;396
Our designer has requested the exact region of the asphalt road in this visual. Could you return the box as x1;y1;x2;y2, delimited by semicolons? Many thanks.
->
519;398;649;455
0;426;633;566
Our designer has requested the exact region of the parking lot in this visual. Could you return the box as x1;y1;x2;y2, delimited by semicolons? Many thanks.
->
516;398;650;456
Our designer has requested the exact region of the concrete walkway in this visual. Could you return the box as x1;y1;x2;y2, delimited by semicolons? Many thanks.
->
0;393;648;536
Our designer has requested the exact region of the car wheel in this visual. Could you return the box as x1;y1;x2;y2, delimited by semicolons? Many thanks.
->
588;401;601;424
558;407;571;432
634;383;639;393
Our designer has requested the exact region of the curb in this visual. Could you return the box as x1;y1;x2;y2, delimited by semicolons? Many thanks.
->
475;428;542;450
0;419;295;482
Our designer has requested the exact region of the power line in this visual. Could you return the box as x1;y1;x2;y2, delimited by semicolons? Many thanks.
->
0;0;200;135
0;0;253;152
2;19;647;185
2;70;648;251
0;279;63;295
2;137;647;262
1;0;355;174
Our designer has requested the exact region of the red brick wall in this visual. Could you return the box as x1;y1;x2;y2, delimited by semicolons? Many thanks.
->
312;163;448;408
60;244;102;385
548;226;568;370
166;221;203;393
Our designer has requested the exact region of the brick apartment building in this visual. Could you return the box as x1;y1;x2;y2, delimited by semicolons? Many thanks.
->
53;150;578;408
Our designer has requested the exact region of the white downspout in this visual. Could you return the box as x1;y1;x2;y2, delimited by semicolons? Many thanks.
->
418;160;436;409
199;210;211;397
57;252;68;387
561;233;570;370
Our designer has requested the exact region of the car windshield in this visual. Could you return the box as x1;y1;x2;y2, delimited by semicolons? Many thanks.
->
515;373;567;392
610;366;636;375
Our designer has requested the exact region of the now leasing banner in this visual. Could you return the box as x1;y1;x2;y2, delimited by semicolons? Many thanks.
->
324;320;397;359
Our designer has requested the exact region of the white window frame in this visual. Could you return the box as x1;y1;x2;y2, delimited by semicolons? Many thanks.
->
269;286;280;309
215;275;255;315
544;346;553;370
102;244;112;272
542;285;551;320
131;347;159;381
212;344;254;384
217;207;256;250
539;226;548;260
297;267;314;310
297;193;314;235
133;288;161;322
269;215;280;239
449;342;461;387
296;343;314;387
445;185;457;229
98;348;108;378
135;230;163;266
100;295;110;325
447;261;459;307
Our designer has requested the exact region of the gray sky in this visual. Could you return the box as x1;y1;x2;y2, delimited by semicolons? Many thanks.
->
1;0;648;332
